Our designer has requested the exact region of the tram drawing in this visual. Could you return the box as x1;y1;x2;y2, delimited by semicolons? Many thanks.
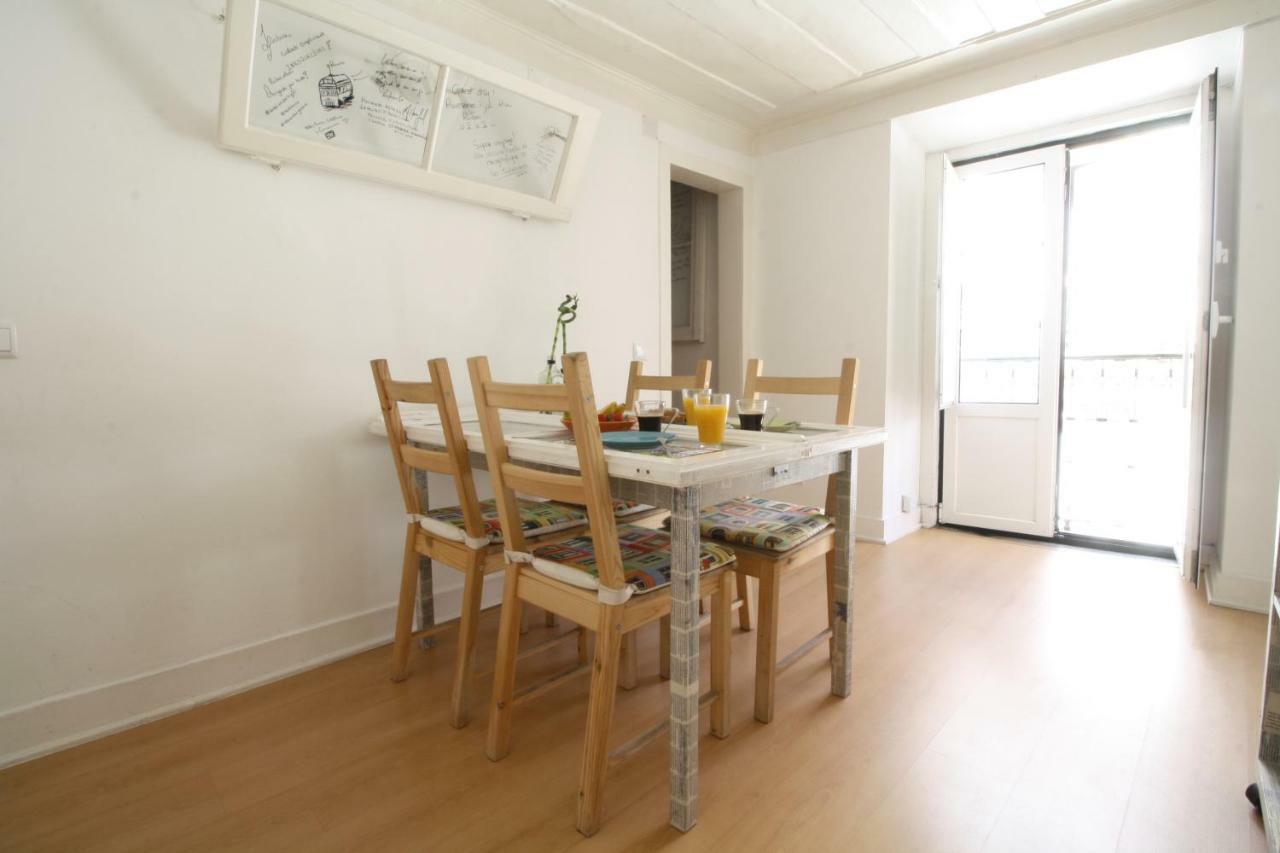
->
318;67;354;109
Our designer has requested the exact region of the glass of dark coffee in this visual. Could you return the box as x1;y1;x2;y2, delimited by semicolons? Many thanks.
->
736;398;769;431
635;400;665;432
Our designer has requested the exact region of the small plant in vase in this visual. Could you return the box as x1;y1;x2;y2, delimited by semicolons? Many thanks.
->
540;293;579;384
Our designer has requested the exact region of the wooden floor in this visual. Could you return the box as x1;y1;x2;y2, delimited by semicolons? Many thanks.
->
0;528;1268;852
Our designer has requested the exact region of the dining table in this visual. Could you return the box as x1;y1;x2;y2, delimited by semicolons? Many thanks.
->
369;407;887;832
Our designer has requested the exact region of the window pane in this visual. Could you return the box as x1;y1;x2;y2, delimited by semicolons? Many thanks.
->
955;163;1047;404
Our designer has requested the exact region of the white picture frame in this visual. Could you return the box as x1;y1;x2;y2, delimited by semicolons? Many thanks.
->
218;0;600;221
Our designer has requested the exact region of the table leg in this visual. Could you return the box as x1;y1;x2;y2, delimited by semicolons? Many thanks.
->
830;450;857;696
413;469;436;650
668;484;701;832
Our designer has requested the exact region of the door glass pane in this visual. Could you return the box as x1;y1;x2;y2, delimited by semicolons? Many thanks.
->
955;163;1047;404
1056;125;1195;546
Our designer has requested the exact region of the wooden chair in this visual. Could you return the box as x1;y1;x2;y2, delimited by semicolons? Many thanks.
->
622;358;712;409
469;352;736;837
684;357;859;724
371;358;591;728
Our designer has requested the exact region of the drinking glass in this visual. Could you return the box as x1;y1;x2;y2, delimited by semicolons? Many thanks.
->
634;399;665;432
694;392;730;446
681;388;703;424
736;398;770;431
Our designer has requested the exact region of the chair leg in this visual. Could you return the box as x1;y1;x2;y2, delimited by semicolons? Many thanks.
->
389;524;419;682
448;557;485;728
577;605;624;837
546;610;558;628
754;564;781;724
711;572;733;738
577;625;589;665
486;565;524;761
619;633;638;690
519;605;531;635
658;614;670;680
736;571;755;631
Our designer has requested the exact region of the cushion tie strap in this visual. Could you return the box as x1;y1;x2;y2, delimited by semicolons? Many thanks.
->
506;550;633;604
596;584;633;605
410;514;490;550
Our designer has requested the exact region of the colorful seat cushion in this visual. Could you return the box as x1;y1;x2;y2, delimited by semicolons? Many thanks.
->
698;497;832;553
529;525;735;595
421;498;586;545
612;500;657;519
421;499;660;545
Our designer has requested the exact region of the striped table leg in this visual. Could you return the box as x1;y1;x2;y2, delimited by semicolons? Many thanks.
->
413;469;436;650
830;450;857;697
668;484;701;831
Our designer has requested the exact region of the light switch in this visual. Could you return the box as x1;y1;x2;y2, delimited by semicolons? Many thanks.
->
0;322;16;358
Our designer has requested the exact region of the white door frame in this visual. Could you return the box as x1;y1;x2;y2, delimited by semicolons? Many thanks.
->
658;145;753;400
937;145;1067;537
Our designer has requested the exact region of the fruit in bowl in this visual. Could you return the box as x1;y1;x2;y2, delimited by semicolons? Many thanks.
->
562;401;636;433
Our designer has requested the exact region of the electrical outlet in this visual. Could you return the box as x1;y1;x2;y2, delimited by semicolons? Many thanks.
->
901;495;912;513
0;322;15;358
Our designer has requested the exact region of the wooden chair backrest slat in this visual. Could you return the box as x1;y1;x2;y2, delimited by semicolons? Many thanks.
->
623;359;712;407
500;463;589;507
381;379;437;405
399;445;454;476
742;357;860;512
750;375;842;397
371;358;487;540
468;353;626;591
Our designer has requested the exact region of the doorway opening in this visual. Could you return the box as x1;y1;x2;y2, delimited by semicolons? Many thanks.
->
938;115;1203;555
658;149;750;401
670;181;720;388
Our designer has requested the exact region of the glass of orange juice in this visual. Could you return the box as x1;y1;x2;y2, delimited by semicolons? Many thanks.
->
681;388;703;424
694;392;730;447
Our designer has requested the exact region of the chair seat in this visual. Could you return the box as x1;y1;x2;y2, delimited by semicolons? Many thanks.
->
699;497;832;553
421;499;652;546
528;525;735;596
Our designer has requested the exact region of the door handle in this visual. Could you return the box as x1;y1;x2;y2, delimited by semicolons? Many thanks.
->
1210;300;1233;339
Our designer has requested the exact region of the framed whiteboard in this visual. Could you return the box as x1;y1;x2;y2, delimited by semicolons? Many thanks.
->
218;0;600;220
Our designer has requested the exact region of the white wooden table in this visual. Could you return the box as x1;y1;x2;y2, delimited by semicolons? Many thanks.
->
370;410;886;831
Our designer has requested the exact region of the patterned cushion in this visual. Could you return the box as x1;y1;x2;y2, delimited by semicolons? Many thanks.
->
422;499;658;545
529;525;735;595
612;500;657;519
423;499;585;544
699;497;832;552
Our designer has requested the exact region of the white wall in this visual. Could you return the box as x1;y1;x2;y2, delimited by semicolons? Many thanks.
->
1211;15;1280;612
754;121;925;542
0;0;746;765
885;125;926;543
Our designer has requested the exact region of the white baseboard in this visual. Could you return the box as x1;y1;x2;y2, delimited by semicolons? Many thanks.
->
855;515;887;543
882;514;922;544
0;572;505;771
1204;559;1269;614
854;514;922;545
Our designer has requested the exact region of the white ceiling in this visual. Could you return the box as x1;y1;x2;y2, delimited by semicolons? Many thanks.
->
397;0;1216;131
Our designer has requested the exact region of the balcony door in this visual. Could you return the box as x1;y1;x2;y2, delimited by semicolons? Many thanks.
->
936;75;1216;565
939;146;1066;537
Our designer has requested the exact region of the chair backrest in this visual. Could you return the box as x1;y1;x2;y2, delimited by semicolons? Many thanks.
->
371;358;486;541
623;359;712;408
743;357;860;510
468;353;626;592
